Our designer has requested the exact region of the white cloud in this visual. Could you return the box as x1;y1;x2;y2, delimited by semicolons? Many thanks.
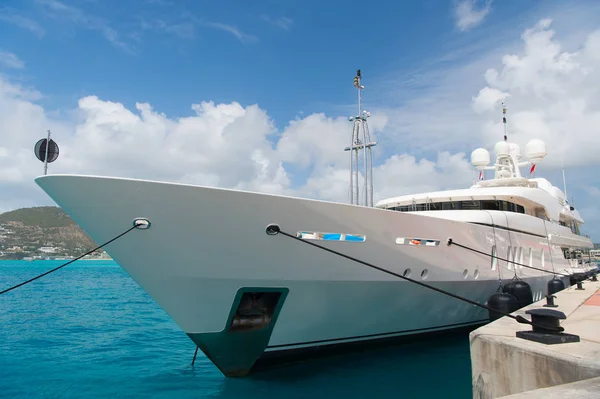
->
0;51;24;69
36;0;132;52
455;0;492;32
141;18;196;39
261;15;293;31
0;74;470;215
277;113;352;169
0;11;45;38
1;16;600;239
472;87;509;113
282;151;474;205
473;19;600;167
373;151;473;203
202;22;257;44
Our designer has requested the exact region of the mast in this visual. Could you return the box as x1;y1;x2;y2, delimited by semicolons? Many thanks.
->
44;130;51;175
345;69;377;207
561;158;569;201
502;101;508;142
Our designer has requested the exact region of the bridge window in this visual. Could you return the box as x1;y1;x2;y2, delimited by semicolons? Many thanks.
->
442;201;459;210
388;200;526;214
462;201;480;210
570;222;581;235
429;202;442;211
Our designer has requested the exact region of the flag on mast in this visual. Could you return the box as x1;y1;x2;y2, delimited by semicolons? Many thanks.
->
478;171;483;180
529;164;536;174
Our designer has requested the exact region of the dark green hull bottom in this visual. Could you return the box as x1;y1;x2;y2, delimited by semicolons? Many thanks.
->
188;319;487;377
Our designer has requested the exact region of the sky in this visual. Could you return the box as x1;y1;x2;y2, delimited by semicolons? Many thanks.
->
1;0;600;239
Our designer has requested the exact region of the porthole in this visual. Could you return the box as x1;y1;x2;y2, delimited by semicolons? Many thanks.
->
474;269;480;280
462;269;469;279
421;269;429;280
403;268;411;278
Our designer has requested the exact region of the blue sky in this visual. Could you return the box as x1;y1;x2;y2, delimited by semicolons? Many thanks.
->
1;0;538;124
1;0;600;239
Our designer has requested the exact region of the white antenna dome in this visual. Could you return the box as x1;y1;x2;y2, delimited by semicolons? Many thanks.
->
509;143;521;159
471;148;490;170
494;141;510;156
525;139;547;163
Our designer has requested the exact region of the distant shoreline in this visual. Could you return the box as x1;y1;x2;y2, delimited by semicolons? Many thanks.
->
0;259;116;263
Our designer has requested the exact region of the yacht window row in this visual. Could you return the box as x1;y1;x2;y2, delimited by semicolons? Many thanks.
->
388;200;525;214
559;220;581;235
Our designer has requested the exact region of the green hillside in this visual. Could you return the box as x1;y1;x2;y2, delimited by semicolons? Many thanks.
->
0;206;101;260
0;206;76;228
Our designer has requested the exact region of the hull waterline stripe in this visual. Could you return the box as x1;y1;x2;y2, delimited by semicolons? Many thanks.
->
266;319;488;349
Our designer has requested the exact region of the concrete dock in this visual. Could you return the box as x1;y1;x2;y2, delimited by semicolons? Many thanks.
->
470;279;600;398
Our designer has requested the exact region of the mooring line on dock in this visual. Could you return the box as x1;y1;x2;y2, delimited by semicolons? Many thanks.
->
0;221;145;296
264;224;561;332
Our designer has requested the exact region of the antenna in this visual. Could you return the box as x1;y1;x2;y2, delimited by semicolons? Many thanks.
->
44;130;51;175
345;69;377;207
561;158;569;201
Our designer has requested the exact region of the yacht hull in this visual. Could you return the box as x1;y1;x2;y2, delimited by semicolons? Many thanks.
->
36;175;560;377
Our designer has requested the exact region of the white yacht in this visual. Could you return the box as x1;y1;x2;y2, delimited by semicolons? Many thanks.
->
34;138;594;377
34;79;594;377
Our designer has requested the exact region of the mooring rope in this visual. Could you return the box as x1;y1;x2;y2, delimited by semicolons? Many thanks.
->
446;238;571;278
0;222;143;296
264;224;559;332
191;346;199;365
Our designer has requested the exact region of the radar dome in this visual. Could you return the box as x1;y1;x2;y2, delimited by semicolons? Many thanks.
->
471;148;490;170
509;143;522;159
525;139;547;163
495;141;510;156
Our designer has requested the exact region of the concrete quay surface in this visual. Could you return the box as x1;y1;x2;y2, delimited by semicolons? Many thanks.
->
498;376;600;398
470;279;600;399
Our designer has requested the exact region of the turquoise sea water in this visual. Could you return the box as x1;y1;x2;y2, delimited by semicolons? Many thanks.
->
1;260;473;398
